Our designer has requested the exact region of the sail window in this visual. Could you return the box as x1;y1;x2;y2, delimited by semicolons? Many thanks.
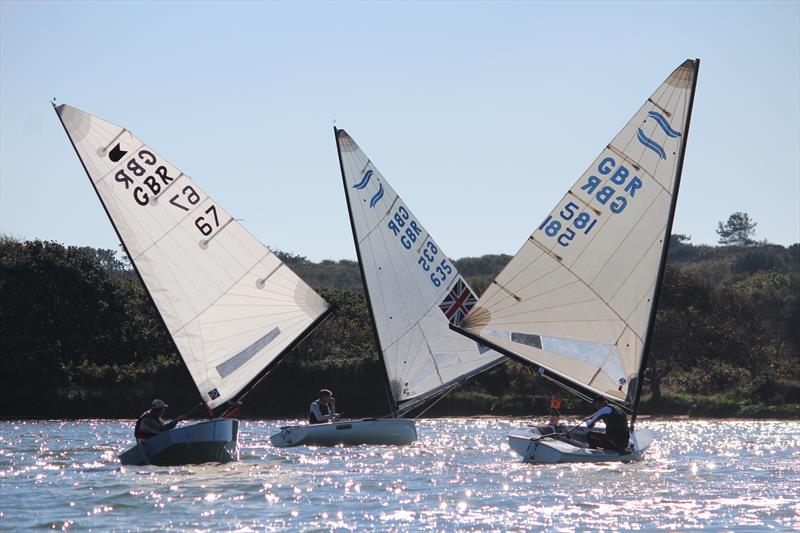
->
216;327;281;378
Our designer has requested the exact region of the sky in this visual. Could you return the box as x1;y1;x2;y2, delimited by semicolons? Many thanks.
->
1;1;798;262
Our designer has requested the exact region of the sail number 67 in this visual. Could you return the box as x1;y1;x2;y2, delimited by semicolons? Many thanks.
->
195;205;219;236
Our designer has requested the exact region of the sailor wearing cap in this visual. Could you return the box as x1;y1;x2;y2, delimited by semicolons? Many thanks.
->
134;399;187;442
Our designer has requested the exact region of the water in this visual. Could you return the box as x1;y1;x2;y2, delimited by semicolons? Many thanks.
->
1;419;798;531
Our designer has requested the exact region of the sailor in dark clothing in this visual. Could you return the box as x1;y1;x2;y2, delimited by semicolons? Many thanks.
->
308;389;338;424
585;397;630;452
134;399;187;442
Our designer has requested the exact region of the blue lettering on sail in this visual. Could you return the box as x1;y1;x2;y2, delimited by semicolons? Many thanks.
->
541;154;648;247
385;205;451;287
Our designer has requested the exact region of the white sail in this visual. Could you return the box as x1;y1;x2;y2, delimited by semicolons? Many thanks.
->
458;60;698;407
335;129;505;411
56;104;330;410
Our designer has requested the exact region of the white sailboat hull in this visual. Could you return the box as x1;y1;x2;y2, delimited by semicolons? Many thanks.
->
508;427;653;464
270;418;417;447
119;419;239;466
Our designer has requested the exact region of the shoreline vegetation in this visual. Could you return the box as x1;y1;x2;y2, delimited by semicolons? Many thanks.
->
1;231;798;420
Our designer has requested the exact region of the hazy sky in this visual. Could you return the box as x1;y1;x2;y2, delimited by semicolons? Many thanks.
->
2;1;798;261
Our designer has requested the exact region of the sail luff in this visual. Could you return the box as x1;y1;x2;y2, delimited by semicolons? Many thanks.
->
333;126;398;415
630;58;700;428
51;102;209;411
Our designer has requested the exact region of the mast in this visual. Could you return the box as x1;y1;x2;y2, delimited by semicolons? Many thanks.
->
230;304;335;410
52;102;208;412
333;127;398;415
629;59;700;430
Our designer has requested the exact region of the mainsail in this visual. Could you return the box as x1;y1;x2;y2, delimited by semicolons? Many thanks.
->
335;128;505;413
453;59;699;412
55;104;331;411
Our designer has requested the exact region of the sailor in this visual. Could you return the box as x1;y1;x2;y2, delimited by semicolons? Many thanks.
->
585;397;631;452
308;389;338;424
134;399;187;441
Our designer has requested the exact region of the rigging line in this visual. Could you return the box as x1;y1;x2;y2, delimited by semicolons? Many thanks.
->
417;325;445;384
411;383;460;419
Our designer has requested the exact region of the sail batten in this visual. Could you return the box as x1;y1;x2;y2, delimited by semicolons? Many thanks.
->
456;60;699;409
335;128;505;411
55;104;330;410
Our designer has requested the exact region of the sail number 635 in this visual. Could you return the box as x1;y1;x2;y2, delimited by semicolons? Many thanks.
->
417;241;452;287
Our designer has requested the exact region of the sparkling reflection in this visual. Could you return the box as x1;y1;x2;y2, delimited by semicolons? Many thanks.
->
0;419;798;530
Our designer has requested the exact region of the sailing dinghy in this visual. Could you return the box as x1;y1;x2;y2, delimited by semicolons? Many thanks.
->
269;129;506;447
54;103;332;465
451;59;700;463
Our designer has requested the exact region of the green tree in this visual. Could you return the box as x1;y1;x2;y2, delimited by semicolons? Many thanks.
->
717;212;757;246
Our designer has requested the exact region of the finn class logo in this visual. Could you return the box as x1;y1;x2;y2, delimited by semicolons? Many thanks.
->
637;110;682;161
108;143;128;163
353;170;373;190
352;169;384;208
369;184;384;208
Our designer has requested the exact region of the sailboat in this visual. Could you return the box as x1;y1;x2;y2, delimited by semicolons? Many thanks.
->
450;59;700;463
269;128;506;447
53;103;333;465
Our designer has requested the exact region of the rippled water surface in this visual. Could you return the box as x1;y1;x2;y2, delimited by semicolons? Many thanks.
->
1;419;798;531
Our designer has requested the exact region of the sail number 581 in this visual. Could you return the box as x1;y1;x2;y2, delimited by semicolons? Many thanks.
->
538;201;598;247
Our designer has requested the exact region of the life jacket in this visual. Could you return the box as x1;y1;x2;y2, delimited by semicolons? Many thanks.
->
134;411;157;440
308;400;331;424
600;405;629;439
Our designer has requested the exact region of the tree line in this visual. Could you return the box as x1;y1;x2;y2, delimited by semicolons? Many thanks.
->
1;215;798;419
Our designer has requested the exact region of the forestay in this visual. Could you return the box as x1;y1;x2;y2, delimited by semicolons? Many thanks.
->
458;60;699;408
335;129;505;412
56;104;330;410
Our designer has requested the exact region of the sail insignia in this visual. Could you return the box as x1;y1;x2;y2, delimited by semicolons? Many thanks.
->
455;59;699;407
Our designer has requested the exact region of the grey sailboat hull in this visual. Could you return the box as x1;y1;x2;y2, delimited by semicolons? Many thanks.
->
507;426;652;464
119;419;239;466
270;418;417;447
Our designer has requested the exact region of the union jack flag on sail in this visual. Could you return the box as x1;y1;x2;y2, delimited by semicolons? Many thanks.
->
439;278;477;326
